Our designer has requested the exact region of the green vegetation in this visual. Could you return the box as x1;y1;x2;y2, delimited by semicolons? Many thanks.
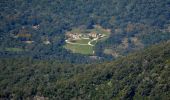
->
0;1;170;99
0;0;170;99
0;41;170;99
93;26;110;35
73;39;90;44
0;0;170;63
90;40;98;45
64;26;111;54
64;43;94;55
71;28;82;33
5;48;24;52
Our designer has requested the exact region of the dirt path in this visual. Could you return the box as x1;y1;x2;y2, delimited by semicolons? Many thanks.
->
88;38;98;46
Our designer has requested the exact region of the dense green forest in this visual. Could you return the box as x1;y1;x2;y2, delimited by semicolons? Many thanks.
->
0;0;170;100
0;0;170;63
0;41;170;99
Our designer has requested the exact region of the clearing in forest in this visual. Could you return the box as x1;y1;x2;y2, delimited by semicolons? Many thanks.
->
64;25;111;55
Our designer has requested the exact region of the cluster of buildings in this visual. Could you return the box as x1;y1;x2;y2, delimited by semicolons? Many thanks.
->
66;31;105;40
66;32;82;40
88;32;104;38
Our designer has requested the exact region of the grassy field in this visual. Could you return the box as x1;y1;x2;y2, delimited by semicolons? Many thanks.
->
73;39;90;44
5;48;24;52
64;43;93;55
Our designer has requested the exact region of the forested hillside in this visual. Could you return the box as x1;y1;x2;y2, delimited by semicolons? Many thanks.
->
0;0;170;99
0;0;170;63
0;41;170;100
